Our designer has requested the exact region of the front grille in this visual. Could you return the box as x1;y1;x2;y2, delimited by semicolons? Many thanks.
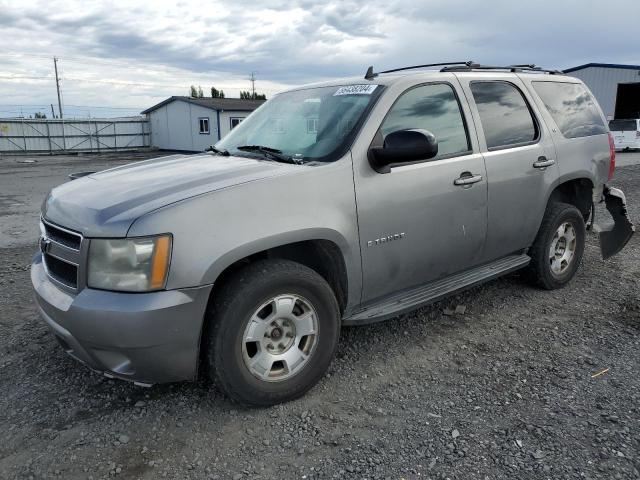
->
43;221;82;250
41;217;83;290
44;253;78;288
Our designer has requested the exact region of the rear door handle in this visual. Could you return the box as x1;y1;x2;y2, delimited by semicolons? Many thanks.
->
454;173;483;186
533;156;555;169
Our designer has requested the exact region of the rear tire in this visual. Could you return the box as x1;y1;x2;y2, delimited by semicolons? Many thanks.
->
525;202;585;290
205;259;340;406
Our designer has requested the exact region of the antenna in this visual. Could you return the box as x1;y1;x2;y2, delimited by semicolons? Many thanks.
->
364;66;377;80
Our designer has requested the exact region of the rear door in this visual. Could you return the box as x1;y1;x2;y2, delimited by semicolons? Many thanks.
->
456;74;559;262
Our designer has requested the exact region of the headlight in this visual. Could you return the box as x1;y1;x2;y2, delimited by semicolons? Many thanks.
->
88;235;172;292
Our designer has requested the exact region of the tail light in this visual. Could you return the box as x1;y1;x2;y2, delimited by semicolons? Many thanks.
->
607;133;616;181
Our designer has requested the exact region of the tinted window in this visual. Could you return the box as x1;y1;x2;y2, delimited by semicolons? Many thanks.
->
381;83;470;159
533;82;607;138
470;81;537;149
609;119;638;131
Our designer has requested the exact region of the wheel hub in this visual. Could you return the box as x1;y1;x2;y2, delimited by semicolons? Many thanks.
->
270;326;283;340
242;294;319;382
264;319;295;354
555;237;567;256
549;222;577;276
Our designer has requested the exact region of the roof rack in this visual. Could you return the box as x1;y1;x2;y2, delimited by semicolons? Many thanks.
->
364;61;475;80
440;64;564;75
364;62;563;79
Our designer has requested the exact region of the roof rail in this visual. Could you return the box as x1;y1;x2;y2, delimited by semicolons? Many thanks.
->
364;61;476;80
364;62;563;79
440;64;564;75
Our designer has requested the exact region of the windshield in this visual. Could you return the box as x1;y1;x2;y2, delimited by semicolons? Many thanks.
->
216;84;383;163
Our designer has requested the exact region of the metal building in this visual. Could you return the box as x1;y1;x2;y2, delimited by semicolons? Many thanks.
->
141;97;265;152
563;63;640;120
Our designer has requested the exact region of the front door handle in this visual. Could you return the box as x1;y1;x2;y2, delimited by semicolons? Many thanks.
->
453;173;483;186
533;156;555;169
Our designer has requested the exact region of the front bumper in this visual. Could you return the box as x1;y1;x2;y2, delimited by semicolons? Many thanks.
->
31;252;213;384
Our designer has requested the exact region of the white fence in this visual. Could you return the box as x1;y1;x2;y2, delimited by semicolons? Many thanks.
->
0;117;150;154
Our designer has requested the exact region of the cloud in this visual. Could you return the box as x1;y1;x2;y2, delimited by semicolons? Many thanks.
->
0;0;638;116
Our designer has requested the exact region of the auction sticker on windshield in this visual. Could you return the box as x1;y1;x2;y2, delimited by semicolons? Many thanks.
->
334;85;378;96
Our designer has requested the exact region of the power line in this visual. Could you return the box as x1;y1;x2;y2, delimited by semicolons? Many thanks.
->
0;75;52;80
0;104;143;109
5;52;282;89
0;74;279;93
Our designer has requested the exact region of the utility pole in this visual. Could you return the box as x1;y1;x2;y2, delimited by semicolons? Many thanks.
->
53;57;63;119
250;71;256;98
50;104;55;119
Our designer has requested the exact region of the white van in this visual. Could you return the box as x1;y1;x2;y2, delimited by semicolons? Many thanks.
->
609;119;640;150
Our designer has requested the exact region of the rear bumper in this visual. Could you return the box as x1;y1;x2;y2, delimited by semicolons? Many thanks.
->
599;186;635;260
31;252;213;384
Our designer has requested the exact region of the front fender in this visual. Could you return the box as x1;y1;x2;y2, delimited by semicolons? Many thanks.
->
127;157;363;307
201;227;356;288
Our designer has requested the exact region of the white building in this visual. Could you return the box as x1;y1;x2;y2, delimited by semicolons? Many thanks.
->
141;97;265;151
564;63;640;120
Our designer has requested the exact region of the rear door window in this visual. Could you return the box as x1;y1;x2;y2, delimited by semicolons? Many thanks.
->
609;119;637;131
470;81;538;149
532;82;607;138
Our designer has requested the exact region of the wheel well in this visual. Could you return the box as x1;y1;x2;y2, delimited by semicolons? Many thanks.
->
197;240;348;380
547;178;594;220
209;240;348;315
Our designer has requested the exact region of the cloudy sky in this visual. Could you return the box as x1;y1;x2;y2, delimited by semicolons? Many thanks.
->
1;0;639;118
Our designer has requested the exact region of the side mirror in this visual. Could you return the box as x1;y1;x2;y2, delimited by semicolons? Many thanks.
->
369;129;438;173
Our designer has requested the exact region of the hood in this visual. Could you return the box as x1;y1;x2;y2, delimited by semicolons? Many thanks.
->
43;153;295;237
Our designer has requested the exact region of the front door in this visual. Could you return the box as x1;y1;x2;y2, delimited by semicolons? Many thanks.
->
354;82;488;303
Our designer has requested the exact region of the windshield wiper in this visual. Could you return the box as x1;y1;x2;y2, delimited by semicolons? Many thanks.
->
205;145;230;156
236;145;303;164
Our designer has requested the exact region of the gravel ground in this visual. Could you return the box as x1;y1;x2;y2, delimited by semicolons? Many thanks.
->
0;153;639;479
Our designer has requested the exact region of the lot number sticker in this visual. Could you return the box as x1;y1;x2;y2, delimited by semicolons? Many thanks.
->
334;85;378;96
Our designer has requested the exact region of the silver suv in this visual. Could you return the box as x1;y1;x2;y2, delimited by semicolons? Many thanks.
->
32;62;634;406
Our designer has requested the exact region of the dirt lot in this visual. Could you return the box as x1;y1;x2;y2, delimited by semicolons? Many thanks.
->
1;152;639;479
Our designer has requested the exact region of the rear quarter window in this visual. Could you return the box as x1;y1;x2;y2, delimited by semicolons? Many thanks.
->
532;82;607;138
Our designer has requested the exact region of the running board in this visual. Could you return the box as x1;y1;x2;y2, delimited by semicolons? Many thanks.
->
343;254;530;326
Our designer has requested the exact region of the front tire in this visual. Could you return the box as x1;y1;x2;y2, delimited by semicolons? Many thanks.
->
206;259;340;406
525;202;585;289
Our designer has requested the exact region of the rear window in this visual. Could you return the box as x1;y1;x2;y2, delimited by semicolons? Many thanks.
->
532;82;607;138
609;119;638;131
